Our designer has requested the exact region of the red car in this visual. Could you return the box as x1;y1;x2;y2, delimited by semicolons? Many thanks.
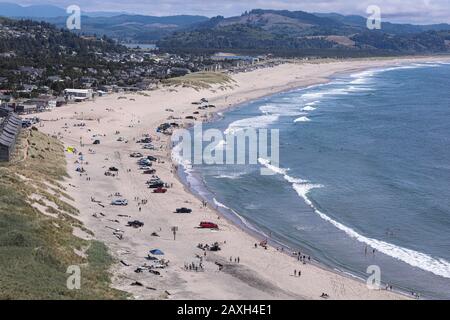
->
199;221;218;229
153;187;167;193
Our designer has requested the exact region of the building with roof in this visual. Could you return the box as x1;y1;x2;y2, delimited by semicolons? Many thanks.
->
0;109;21;161
64;89;94;102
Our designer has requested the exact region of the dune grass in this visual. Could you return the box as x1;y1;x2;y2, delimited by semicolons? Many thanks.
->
0;129;127;300
163;71;235;90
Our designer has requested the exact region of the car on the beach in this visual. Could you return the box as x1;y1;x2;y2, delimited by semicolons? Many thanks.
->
22;120;33;128
146;178;163;184
146;156;158;162
139;165;153;170
143;144;155;150
127;220;144;228
139;159;152;166
199;221;218;229
137;138;152;144
130;152;143;158
143;169;157;175
148;181;164;188
175;207;192;214
111;199;128;206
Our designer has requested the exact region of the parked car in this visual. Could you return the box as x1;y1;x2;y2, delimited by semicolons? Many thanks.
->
130;152;143;158
93;140;101;145
143;144;155;150
146;156;158;162
199;221;218;229
148;182;164;189
139;160;152;167
109;167;119;172
176;207;192;214
138;138;152;144
111;199;128;206
143;169;157;175
127;220;144;228
153;187;167;193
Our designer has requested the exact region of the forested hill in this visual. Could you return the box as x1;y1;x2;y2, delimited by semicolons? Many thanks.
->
0;17;128;91
157;9;450;57
0;17;125;57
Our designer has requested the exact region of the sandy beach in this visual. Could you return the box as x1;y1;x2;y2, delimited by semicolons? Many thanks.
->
35;56;447;300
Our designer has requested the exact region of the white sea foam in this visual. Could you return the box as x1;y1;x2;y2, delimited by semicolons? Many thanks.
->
259;104;303;116
213;197;270;237
302;106;317;111
224;114;279;135
294;116;311;123
214;172;244;180
301;92;325;100
258;158;306;184
171;141;192;172
213;197;230;209
258;158;450;279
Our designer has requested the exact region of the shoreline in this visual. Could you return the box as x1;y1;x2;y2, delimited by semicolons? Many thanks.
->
35;56;449;300
169;63;419;299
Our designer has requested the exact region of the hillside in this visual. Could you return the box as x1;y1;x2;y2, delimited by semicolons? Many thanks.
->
0;129;128;299
41;14;210;42
158;9;450;56
0;2;209;42
0;17;131;91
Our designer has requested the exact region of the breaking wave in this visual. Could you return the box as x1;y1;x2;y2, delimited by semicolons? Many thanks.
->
258;158;450;279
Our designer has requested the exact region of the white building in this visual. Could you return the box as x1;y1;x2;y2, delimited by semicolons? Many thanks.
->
64;89;93;102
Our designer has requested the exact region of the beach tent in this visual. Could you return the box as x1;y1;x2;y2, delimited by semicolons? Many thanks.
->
149;249;164;255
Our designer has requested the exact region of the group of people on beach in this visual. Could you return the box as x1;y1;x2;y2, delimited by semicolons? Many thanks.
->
184;262;204;272
229;256;240;263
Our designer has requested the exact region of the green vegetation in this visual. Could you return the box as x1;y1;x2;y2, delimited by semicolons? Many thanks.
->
162;71;234;89
158;9;450;57
0;129;127;299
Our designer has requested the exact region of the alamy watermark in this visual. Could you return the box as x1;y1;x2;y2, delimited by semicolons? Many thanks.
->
366;265;381;290
172;122;279;175
366;5;382;30
66;265;81;290
66;5;81;30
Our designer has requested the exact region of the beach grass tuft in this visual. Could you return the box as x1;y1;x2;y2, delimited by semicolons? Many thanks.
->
163;71;235;90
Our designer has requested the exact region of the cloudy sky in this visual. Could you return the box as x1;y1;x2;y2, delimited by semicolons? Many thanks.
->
14;0;450;24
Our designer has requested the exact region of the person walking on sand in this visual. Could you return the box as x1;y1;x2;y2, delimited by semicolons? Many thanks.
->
294;270;297;277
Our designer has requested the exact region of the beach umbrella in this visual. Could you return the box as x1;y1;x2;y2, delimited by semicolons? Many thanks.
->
149;249;164;255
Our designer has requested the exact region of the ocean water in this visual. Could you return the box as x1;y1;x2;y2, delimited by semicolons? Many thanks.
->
174;61;450;299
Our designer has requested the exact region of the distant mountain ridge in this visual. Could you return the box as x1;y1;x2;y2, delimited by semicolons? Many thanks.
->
157;9;450;56
0;2;209;42
0;2;127;18
2;4;450;55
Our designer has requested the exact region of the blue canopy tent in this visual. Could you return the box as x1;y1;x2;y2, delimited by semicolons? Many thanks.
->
149;249;164;255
